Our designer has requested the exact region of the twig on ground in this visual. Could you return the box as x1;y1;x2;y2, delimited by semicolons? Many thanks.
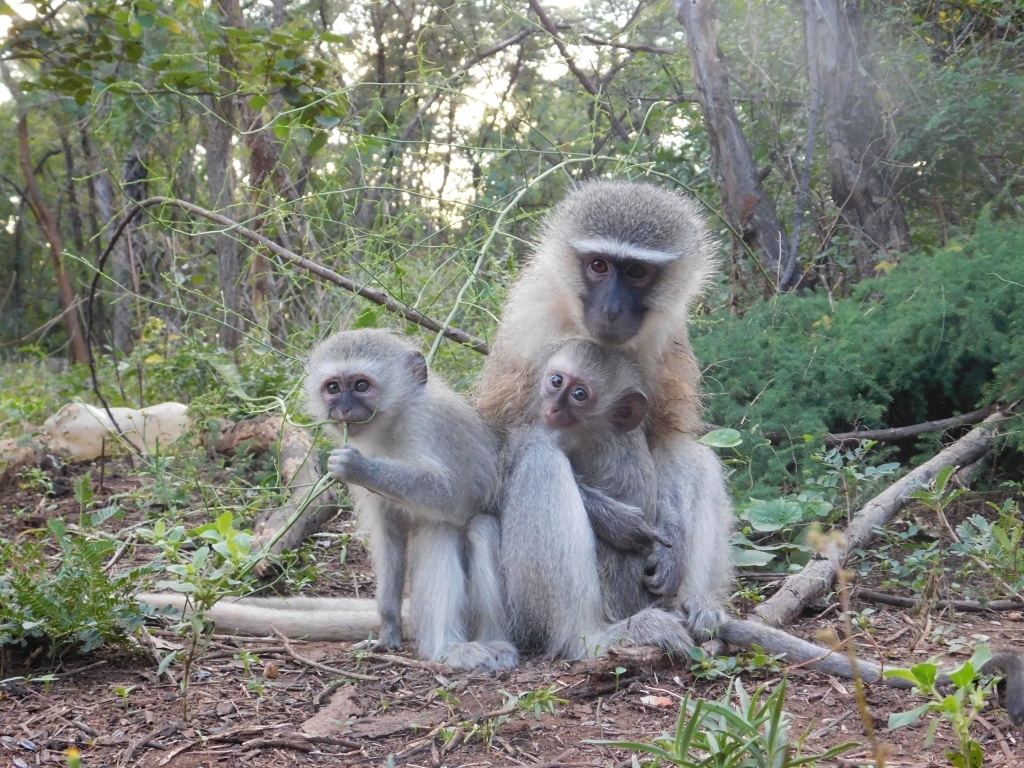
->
858;590;1024;613
271;627;378;681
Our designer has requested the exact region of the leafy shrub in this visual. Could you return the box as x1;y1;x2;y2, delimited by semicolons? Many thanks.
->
0;518;149;658
695;213;1024;491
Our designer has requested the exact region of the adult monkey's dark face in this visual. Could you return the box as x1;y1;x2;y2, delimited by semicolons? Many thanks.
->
578;254;659;345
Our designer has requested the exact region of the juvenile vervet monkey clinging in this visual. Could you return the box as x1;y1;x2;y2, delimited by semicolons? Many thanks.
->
536;339;667;621
535;340;1024;725
479;179;733;648
143;330;516;671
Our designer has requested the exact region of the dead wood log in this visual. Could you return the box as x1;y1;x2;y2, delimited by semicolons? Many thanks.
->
754;408;1016;628
758;406;993;446
216;415;339;570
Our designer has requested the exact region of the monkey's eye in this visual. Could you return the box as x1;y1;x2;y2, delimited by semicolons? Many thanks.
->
325;381;342;395
624;262;650;281
588;257;610;275
549;374;564;389
570;387;589;402
353;379;371;393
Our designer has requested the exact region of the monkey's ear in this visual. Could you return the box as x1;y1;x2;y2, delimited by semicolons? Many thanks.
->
407;350;428;385
609;391;648;433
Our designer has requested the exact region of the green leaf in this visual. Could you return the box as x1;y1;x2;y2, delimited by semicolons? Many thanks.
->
699;428;742;448
308;131;327;155
738;498;804;532
157;649;178;676
910;661;939;688
888;700;934;729
352;307;380;329
156;16;183;34
730;547;776;567
315;114;341;129
884;668;920;684
949;661;976;689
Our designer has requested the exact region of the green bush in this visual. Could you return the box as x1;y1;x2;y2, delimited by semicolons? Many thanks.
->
695;212;1024;492
0;518;150;657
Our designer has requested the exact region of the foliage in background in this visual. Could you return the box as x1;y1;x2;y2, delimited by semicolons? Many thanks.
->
695;212;1024;493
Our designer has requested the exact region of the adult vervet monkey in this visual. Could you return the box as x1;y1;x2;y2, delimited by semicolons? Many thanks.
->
534;339;1024;725
479;179;733;647
144;330;516;671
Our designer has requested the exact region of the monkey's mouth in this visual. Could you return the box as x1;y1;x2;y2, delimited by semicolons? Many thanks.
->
340;419;371;437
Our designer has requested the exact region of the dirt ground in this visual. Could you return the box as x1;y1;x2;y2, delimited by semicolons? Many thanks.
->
1;458;1022;767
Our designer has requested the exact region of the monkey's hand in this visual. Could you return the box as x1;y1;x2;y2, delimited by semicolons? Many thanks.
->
327;445;371;484
643;542;685;603
580;484;671;553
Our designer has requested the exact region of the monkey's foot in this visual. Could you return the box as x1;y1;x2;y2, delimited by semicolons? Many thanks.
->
601;606;695;655
438;641;518;671
354;631;403;652
678;595;727;642
484;640;520;670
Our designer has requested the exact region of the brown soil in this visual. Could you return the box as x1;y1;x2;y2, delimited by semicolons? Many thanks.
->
1;457;1022;767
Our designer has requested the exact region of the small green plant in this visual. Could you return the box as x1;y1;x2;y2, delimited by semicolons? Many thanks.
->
17;465;54;495
810;441;901;515
72;474;94;518
235;650;261;676
593;679;857;767
952;498;1024;595
436;686;461;719
113;684;136;709
513;685;568;717
462;686;568;749
612;665;627;692
886;644;998;768
140;511;261;714
0;518;149;657
910;466;968;540
689;644;783;681
246;676;267;699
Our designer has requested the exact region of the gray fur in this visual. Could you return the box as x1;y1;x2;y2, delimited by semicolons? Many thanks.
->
480;181;728;656
499;426;693;658
307;329;514;670
141;330;515;672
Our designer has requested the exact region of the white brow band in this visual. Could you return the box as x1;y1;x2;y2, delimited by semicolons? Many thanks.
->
569;237;677;264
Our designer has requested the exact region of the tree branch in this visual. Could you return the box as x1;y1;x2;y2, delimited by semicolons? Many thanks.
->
93;197;488;354
754;408;1016;628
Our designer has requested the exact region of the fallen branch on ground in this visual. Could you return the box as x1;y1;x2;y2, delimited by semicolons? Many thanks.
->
857;590;1024;613
754;408;1017;628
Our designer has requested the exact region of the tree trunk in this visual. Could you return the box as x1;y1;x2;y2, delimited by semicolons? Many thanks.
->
16;115;90;365
674;0;793;293
804;0;910;277
202;0;248;350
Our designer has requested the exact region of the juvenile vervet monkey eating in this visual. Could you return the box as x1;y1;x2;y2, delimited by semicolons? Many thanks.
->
534;339;1024;724
142;329;516;671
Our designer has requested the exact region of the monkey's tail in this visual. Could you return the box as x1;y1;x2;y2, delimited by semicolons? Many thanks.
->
136;592;412;641
719;618;1023;726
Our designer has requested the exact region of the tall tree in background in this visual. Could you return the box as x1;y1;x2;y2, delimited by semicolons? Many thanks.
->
804;0;910;277
674;0;793;293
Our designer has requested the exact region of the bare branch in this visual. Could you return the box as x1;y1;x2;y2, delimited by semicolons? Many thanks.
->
95;197;489;354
